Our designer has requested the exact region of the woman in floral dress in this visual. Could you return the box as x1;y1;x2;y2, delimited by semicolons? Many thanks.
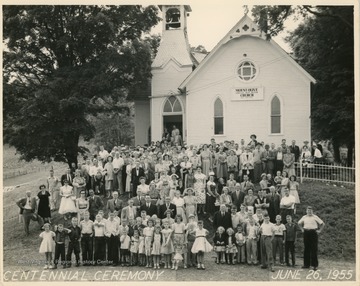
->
193;166;206;215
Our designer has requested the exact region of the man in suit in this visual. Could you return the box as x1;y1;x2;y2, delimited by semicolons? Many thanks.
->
132;189;146;217
266;186;281;223
121;199;137;222
88;189;104;221
140;195;158;217
213;204;232;231
158;196;177;219
106;191;123;217
289;140;301;162
231;183;246;211
61;167;74;186
131;161;145;197
240;174;254;194
17;190;43;235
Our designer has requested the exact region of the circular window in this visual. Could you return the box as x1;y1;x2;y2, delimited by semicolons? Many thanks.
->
237;61;257;81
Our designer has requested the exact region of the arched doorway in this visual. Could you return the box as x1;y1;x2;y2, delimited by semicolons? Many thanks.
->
163;96;183;141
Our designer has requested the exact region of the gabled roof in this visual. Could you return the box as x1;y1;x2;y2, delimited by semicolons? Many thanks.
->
152;29;194;69
179;15;316;90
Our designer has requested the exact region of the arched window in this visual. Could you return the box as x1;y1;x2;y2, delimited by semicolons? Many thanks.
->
214;98;224;135
271;96;281;134
163;96;182;114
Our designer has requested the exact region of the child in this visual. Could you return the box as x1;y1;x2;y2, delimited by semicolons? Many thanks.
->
191;220;213;270
93;214;106;266
284;215;297;267
225;228;237;265
288;175;300;213
130;230;140;266
140;211;149;226
79;211;94;266
274;171;283;194
213;226;226;264
120;229;131;266
244;217;259;265
53;224;70;269
151;225;162;269
161;221;174;269
235;224;246;264
39;223;55;269
66;217;81;268
162;209;175;226
143;219;154;267
138;228;145;266
172;214;187;270
259;214;275;272
273;214;286;265
185;214;197;268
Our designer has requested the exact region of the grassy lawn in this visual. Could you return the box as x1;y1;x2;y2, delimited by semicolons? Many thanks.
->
2;166;356;281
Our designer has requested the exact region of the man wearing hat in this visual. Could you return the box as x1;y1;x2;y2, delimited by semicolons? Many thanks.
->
298;206;325;270
17;191;44;235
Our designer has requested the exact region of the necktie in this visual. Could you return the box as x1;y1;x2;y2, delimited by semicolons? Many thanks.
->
222;212;225;216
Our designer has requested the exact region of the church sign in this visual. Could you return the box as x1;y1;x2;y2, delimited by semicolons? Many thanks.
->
231;87;264;101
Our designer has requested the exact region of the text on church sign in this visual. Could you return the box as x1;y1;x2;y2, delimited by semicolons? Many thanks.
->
231;87;264;101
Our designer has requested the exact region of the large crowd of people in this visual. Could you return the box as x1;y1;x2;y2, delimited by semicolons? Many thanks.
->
16;134;326;273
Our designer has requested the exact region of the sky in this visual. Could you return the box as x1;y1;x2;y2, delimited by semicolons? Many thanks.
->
150;4;301;53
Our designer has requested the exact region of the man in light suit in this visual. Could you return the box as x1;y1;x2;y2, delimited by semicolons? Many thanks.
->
106;191;123;217
121;199;137;222
231;183;246;211
17;190;43;235
240;147;254;182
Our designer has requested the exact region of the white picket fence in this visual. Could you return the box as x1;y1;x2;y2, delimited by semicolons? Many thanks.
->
296;162;355;185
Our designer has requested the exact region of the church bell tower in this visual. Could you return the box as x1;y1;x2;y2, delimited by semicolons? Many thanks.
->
150;5;193;142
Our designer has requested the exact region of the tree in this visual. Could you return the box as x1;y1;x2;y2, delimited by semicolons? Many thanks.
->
3;5;160;167
252;6;354;166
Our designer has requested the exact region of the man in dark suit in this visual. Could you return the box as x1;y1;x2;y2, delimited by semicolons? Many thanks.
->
16;190;43;235
131;161;145;197
158;196;177;219
266;186;281;223
132;189;146;217
61;167;74;186
213;204;232;231
231;183;246;211
88;189;104;221
140;195;158;217
105;191;123;217
289;140;301;162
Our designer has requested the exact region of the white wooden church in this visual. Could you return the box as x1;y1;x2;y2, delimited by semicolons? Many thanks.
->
134;5;316;146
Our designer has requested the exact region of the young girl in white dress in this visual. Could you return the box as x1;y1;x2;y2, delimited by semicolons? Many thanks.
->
161;221;174;269
172;190;187;224
191;220;213;270
143;219;154;267
172;214;187;270
138;228;145;266
130;230;140;266
151;226;162;269
39;223;55;269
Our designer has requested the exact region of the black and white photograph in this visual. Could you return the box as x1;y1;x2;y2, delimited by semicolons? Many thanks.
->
1;1;359;283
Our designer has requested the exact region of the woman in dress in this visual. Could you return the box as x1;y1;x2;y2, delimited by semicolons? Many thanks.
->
137;176;150;196
283;148;296;177
184;167;195;189
227;150;238;180
193;166;207;215
206;172;218;220
243;188;256;209
216;147;228;179
125;158;134;194
288;175;300;212
104;155;114;198
219;187;232;211
162;154;172;173
76;190;89;223
280;171;290;198
72;170;86;198
200;145;212;178
183;188;197;222
189;149;201;170
172;190;187;224
148;181;160;205
37;184;51;224
58;180;77;220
